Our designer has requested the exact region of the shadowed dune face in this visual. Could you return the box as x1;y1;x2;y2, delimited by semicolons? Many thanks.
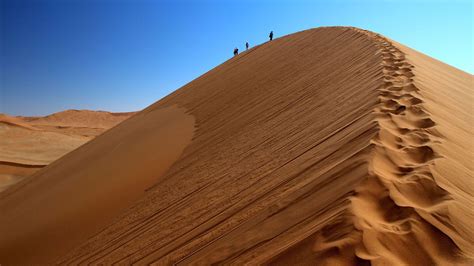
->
0;27;472;265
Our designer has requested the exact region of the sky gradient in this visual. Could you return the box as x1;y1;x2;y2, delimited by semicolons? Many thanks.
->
1;0;472;116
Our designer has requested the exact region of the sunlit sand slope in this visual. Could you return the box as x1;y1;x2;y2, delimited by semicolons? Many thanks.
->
0;27;471;265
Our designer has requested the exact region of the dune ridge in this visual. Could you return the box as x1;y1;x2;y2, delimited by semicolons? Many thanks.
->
0;27;472;265
270;28;473;265
310;29;473;265
352;29;473;264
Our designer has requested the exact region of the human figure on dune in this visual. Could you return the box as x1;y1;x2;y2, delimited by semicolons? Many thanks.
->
246;42;249;50
269;31;273;41
233;48;239;56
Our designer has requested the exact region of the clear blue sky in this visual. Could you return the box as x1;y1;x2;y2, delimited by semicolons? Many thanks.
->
1;0;472;116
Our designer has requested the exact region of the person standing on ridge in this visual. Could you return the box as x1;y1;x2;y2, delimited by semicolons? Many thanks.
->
233;48;239;56
245;42;249;50
269;31;273;41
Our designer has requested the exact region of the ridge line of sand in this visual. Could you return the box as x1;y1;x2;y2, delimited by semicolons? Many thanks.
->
305;27;471;265
349;29;470;264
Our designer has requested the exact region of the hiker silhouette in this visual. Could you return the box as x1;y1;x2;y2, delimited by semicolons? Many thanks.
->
233;48;239;56
245;42;249;50
269;31;273;41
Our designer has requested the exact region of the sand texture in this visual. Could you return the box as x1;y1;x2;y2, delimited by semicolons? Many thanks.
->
0;27;472;265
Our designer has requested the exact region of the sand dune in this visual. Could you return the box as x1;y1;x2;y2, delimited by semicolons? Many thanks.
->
22;109;136;127
0;114;38;130
0;27;472;265
0;162;42;193
0;111;134;192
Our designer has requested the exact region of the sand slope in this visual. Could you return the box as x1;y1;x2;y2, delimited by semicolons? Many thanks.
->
0;106;194;263
0;111;134;192
0;27;472;265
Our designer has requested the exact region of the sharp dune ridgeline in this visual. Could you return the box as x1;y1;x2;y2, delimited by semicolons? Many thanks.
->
0;27;472;265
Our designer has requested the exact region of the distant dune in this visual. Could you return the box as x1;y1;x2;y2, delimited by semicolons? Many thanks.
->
0;27;472;265
21;109;137;130
0;111;135;192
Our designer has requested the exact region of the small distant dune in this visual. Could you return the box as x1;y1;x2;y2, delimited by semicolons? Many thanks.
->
0;114;38;130
0;162;43;193
0;110;135;192
22;109;137;129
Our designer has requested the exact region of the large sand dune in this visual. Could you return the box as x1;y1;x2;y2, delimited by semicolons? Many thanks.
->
0;27;472;265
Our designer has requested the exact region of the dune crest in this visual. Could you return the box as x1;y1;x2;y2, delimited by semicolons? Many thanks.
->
0;27;472;265
356;29;472;264
322;29;471;265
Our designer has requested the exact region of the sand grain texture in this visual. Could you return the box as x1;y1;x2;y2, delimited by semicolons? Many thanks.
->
0;27;472;265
